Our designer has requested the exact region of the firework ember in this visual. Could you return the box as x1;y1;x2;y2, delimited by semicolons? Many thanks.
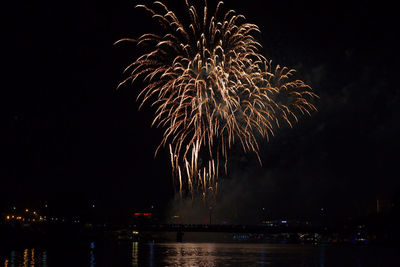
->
115;0;318;199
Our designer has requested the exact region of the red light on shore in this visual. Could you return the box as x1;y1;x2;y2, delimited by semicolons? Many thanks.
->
134;212;152;216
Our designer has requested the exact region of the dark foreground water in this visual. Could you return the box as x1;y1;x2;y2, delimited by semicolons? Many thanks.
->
1;241;398;267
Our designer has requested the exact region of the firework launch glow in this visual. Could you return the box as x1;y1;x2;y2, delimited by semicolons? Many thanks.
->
115;0;318;200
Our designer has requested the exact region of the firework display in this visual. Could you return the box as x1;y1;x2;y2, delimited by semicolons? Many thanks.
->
116;0;317;199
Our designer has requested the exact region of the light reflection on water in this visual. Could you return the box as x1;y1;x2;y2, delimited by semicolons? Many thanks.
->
157;243;317;267
162;243;218;267
1;241;398;266
137;242;398;267
2;248;42;267
89;242;95;267
132;242;138;267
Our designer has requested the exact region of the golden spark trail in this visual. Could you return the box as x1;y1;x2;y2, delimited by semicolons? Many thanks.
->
116;0;318;200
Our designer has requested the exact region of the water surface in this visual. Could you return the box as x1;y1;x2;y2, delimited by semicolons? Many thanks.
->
1;241;398;266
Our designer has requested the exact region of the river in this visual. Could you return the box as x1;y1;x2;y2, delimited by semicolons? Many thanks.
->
1;241;398;266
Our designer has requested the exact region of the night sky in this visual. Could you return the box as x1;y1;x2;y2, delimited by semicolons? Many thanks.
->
3;0;399;221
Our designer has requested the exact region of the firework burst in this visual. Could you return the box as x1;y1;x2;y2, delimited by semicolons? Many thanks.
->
115;0;317;200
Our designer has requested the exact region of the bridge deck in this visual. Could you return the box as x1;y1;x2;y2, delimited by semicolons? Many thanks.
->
133;224;319;234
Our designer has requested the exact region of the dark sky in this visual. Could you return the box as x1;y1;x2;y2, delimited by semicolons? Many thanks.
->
3;0;399;220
